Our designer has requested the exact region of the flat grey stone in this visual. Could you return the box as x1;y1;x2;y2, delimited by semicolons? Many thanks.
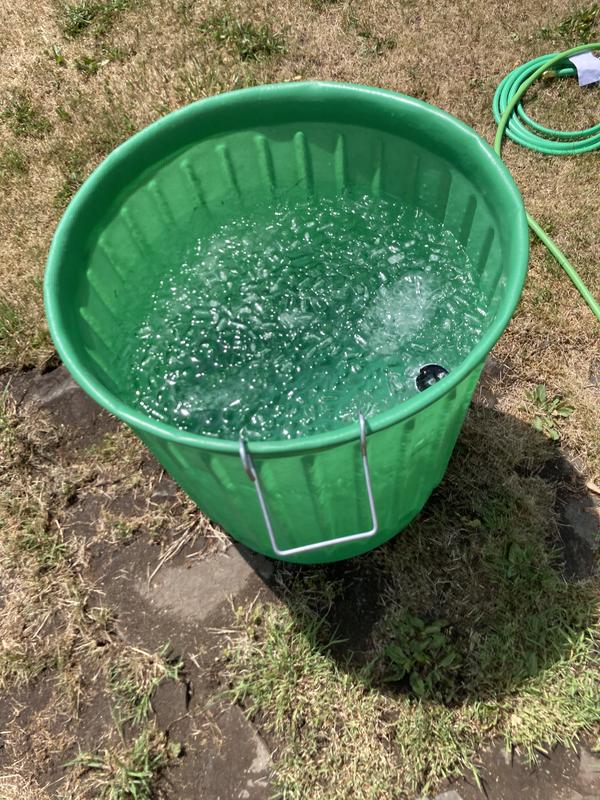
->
151;475;179;503
202;704;271;800
434;792;464;800
588;357;600;387
483;355;506;380
140;547;272;622
559;497;600;580
23;365;97;417
18;365;108;436
152;678;188;731
248;729;270;775
24;365;78;404
579;748;600;782
563;499;600;550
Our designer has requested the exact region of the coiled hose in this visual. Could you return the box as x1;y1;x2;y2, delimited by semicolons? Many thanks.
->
493;43;600;321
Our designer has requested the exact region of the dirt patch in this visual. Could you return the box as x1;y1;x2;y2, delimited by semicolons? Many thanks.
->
531;452;600;581
445;737;600;800
3;365;119;453
0;366;277;799
558;495;600;581
166;704;271;800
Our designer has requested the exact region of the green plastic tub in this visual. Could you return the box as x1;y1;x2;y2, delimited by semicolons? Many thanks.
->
44;82;529;564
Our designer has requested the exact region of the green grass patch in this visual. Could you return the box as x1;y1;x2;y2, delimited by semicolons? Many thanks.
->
74;46;128;78
541;3;599;42
67;726;180;800
0;299;25;355
374;613;463;702
0;147;28;180
56;104;73;122
222;410;600;798
75;54;102;75
225;576;599;797
108;644;183;727
54;150;87;207
199;13;286;61
524;384;575;441
67;642;184;796
224;600;486;798
1;92;51;138
61;0;134;38
48;43;68;66
557;2;598;42
9;522;68;571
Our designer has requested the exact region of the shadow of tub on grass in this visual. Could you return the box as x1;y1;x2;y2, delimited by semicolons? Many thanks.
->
236;403;599;707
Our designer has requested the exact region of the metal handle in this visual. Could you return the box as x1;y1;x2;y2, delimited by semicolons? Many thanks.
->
238;413;378;557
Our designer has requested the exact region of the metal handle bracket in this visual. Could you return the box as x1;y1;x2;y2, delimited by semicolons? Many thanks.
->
238;413;378;557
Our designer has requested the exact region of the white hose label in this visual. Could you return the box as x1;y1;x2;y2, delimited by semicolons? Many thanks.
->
568;52;600;87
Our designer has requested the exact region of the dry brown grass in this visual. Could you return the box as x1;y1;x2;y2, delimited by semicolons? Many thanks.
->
0;392;212;795
0;773;53;800
82;426;229;567
0;395;96;689
0;396;107;794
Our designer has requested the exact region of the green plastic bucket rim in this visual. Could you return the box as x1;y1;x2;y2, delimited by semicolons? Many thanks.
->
44;81;529;457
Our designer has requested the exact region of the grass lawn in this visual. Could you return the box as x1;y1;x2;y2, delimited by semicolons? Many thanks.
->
0;0;599;798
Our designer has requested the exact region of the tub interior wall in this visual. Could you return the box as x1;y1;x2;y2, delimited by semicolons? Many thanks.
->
62;119;511;404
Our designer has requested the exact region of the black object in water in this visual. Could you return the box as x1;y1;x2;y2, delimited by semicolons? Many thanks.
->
416;364;449;392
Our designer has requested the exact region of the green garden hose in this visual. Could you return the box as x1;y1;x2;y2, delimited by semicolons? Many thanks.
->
492;43;600;321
